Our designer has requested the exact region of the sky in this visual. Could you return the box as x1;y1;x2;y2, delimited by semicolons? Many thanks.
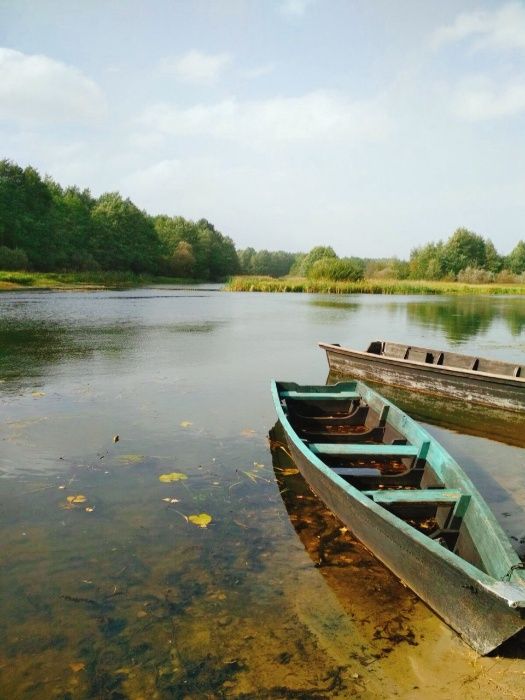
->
1;0;524;257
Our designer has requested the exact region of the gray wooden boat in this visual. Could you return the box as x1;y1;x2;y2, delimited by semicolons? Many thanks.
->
271;379;525;654
319;341;525;411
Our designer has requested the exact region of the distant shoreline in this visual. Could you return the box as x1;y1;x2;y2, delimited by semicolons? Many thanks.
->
0;271;207;291
226;275;525;296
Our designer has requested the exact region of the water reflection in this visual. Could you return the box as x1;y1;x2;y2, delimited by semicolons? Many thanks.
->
327;371;525;448
0;317;218;391
406;297;525;342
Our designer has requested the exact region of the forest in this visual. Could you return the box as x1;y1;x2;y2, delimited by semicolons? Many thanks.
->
2;159;525;283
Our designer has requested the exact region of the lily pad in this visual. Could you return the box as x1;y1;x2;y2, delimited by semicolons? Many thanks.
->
188;513;212;528
159;472;188;483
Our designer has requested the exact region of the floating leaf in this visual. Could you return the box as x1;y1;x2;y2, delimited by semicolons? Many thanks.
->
118;454;144;464
180;421;193;428
161;497;180;503
253;462;265;469
240;428;256;438
159;472;187;483
280;467;299;476
31;391;45;398
113;434;120;443
188;513;212;528
69;662;85;673
66;495;87;504
85;507;95;513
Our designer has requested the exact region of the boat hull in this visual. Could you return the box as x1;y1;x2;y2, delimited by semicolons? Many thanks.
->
285;436;524;655
321;344;525;412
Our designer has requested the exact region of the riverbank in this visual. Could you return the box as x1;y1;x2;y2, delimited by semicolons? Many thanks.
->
227;275;525;295
0;270;204;291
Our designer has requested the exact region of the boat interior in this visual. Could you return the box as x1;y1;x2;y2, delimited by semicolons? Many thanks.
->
365;340;523;377
282;390;484;568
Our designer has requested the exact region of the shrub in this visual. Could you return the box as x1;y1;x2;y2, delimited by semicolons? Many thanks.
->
456;266;495;284
308;257;364;281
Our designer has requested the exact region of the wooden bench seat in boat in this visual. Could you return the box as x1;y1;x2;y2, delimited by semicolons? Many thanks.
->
363;489;472;531
281;390;360;401
362;488;465;506
309;440;430;461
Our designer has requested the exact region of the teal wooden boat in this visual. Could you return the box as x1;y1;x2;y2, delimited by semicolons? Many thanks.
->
271;379;525;654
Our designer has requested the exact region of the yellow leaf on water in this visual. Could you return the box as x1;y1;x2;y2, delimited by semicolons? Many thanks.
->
69;662;85;673
159;472;188;483
31;391;45;398
66;495;87;504
118;454;144;464
240;428;256;438
188;513;212;528
180;421;193;428
280;468;299;476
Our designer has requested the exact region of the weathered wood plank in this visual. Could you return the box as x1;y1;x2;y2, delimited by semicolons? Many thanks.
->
309;443;419;457
363;488;463;505
281;390;360;400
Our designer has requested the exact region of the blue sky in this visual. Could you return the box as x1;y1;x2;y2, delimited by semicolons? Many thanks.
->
1;0;524;256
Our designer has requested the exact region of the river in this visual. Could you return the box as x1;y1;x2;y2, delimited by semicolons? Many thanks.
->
1;288;525;698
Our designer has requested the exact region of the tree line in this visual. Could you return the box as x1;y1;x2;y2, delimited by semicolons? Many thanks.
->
0;160;239;280
2;160;525;283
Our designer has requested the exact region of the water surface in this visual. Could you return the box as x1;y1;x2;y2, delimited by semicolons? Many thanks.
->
1;289;525;698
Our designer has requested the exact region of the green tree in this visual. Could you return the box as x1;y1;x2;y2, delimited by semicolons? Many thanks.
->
441;228;487;276
409;242;445;279
506;241;525;274
300;246;337;275
90;193;160;272
0;160;55;268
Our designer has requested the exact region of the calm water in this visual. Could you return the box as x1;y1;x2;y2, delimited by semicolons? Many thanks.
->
1;289;525;699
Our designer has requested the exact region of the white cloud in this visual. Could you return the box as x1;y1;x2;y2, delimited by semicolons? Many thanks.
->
452;76;525;121
432;2;525;51
0;47;106;124
241;63;276;79
159;50;231;84
138;91;389;146
279;0;315;18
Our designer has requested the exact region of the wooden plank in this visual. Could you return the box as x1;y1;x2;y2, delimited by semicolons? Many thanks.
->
309;443;419;457
378;404;389;426
281;390;360;401
363;488;463;506
333;467;381;476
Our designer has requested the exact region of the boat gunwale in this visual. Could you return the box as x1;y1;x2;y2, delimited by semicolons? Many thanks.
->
319;342;525;387
271;379;525;606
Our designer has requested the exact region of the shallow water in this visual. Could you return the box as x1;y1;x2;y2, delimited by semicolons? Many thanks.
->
1;289;525;698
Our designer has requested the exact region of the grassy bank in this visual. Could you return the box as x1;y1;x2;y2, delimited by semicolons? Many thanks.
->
0;270;205;291
227;275;525;295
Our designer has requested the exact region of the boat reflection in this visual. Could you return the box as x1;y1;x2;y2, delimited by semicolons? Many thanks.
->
327;371;525;448
269;422;431;652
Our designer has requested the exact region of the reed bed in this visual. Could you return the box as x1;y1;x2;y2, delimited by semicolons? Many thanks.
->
0;271;201;290
226;275;525;296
